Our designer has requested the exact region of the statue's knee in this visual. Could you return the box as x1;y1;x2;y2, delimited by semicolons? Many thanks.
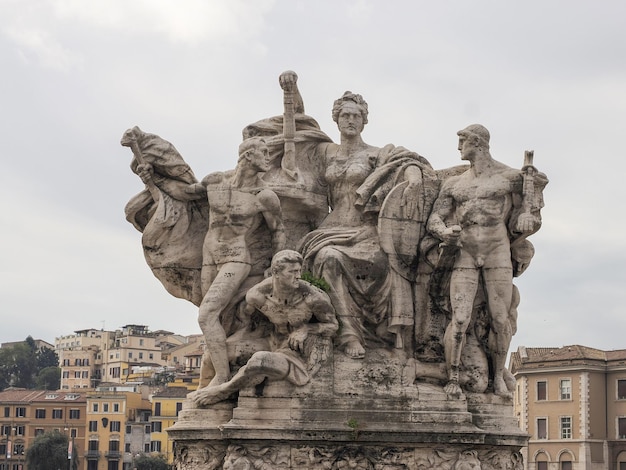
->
247;351;272;372
316;247;341;274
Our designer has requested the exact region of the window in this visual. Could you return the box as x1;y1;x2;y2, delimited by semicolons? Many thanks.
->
35;428;44;436
145;425;151;434
108;440;120;451
4;407;9;417
154;402;161;417
69;409;80;419
139;339;144;346
560;379;571;400
113;403;119;413
0;443;6;456
125;443;131;453
151;421;162;433
71;428;77;438
176;402;183;416
35;409;46;419
82;371;89;378
619;379;626;400
103;403;109;412
537;381;547;401
561;462;572;470
126;425;131;434
14;426;25;436
110;421;121;432
88;440;99;451
89;421;98;432
149;353;154;360
15;407;26;418
62;371;70;378
139;352;143;359
537;463;547;470
561;416;572;439
537;418;547;439
92;403;99;412
74;371;81;378
150;441;161;452
13;443;24;455
144;443;150;453
1;425;10;435
128;352;133;358
52;409;63;419
618;417;626;438
620;463;626;470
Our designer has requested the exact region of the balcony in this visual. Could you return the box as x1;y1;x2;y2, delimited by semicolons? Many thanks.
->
85;450;101;459
105;450;122;459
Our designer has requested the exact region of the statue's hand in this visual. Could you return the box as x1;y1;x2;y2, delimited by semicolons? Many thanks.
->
279;70;298;93
516;213;539;233
288;326;308;352
441;225;462;246
137;163;153;184
401;181;420;218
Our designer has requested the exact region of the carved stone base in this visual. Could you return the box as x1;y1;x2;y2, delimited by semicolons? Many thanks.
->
168;348;527;469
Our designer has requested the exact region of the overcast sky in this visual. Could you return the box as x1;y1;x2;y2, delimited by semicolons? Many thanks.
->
1;1;625;357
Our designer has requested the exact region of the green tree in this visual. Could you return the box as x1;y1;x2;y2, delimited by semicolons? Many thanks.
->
0;336;60;391
0;342;37;389
25;430;78;470
36;346;59;369
135;454;170;470
35;366;61;390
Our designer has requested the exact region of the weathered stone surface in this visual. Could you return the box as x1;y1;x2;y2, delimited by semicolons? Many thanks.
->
123;71;548;469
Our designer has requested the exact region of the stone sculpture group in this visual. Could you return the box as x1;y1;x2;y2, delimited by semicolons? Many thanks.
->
122;71;548;408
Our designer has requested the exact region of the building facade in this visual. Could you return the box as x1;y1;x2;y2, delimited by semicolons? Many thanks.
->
510;345;626;470
0;389;86;470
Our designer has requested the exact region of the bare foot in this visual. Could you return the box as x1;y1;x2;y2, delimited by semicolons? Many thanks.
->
188;383;234;407
493;377;513;399
444;380;464;399
344;340;365;359
401;358;417;386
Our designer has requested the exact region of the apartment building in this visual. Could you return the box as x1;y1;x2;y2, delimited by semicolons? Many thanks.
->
149;387;188;465
510;345;626;470
0;389;86;470
85;385;152;470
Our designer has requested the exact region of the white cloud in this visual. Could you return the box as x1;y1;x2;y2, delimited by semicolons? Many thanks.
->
51;0;275;44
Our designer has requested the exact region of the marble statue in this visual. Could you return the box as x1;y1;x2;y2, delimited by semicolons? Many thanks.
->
187;136;287;388
295;84;438;359
123;70;547;470
426;124;547;398
188;250;337;406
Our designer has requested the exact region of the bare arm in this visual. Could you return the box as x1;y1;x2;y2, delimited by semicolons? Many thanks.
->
427;181;461;245
258;189;286;253
279;70;305;114
306;295;338;338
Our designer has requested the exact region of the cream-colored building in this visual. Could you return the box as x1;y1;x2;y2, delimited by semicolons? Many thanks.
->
510;345;626;470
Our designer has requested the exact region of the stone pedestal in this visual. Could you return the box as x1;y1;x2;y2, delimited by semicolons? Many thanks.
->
168;349;528;469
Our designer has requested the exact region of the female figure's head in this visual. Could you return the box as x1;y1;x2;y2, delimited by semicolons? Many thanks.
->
332;92;368;138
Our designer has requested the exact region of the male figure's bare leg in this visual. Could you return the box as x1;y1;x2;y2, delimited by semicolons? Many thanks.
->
444;267;479;396
483;267;513;398
198;350;215;389
191;352;291;406
198;262;251;387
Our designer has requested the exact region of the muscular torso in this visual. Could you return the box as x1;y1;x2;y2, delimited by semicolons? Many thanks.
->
203;181;268;265
442;168;521;266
